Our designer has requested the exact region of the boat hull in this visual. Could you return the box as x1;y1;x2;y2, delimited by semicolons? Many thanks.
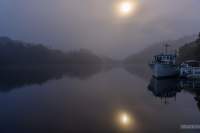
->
150;64;178;78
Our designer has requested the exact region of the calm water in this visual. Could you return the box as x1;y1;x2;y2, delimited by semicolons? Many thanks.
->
0;65;199;133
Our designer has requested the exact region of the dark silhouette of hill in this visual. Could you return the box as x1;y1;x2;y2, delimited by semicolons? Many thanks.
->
124;35;196;64
0;37;103;65
177;33;200;63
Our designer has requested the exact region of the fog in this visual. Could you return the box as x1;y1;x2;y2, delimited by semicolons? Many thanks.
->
0;0;200;59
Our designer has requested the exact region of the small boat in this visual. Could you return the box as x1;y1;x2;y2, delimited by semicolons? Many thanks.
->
179;60;200;79
149;44;179;78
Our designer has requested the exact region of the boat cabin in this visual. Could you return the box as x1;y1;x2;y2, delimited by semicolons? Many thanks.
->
152;54;176;65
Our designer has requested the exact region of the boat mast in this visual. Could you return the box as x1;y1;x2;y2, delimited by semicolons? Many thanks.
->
164;44;170;54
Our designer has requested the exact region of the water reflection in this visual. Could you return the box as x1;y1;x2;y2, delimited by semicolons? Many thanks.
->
148;77;200;111
0;64;150;92
0;65;200;132
148;77;181;104
179;79;200;112
0;65;104;92
179;79;200;89
125;64;200;110
115;110;136;131
124;64;151;80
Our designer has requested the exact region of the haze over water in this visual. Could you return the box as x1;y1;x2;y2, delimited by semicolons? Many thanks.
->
0;0;200;132
0;0;200;58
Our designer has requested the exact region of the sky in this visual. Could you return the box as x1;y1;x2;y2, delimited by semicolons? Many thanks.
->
0;0;200;59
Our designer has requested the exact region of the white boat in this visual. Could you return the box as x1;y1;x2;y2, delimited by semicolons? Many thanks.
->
180;60;200;79
149;44;178;78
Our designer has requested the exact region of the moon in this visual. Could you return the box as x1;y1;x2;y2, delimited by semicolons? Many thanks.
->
117;0;139;17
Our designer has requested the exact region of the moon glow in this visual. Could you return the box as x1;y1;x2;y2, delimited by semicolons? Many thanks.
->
117;0;139;17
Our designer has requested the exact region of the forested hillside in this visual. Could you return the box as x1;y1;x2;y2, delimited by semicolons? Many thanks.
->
0;37;103;65
177;33;200;63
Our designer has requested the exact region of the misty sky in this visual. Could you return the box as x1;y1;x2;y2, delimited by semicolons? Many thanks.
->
0;0;200;59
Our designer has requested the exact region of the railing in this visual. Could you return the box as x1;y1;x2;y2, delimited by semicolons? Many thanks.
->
151;60;176;65
181;66;200;78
